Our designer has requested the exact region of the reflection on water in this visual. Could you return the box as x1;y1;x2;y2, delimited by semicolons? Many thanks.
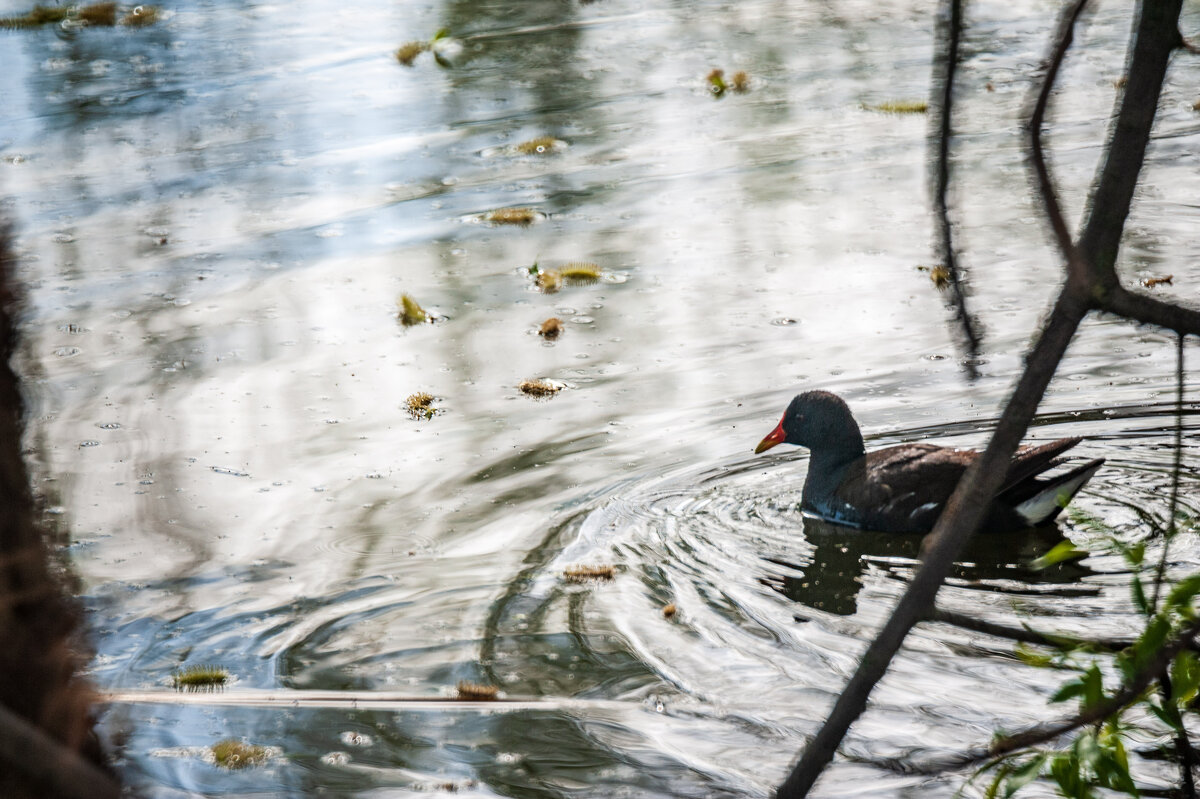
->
5;0;1200;794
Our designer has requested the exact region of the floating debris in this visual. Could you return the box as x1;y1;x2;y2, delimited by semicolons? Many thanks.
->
929;265;951;290
706;68;728;96
519;379;560;397
173;665;229;691
78;2;117;25
395;41;428;66
0;4;70;27
120;4;159;26
405;392;437;420
559;262;602;284
538;317;564;340
563;565;616;582
1112;76;1127;89
534;269;561;293
486;208;538;226
456;680;499;700
211;739;269;770
398;293;429;326
730;70;750;93
662;603;677;618
865;100;928;114
515;136;561;155
1143;274;1173;288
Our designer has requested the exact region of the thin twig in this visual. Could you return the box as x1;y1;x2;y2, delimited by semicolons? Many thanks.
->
903;616;1200;775
1151;333;1186;611
931;0;983;368
926;606;1134;652
1027;0;1090;283
1159;670;1198;799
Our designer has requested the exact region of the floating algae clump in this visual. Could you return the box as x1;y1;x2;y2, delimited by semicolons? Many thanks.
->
456;680;499;700
538;317;564;340
559;262;601;284
211;739;269;770
406;392;436;420
78;2;117;25
518;379;559;397
173;665;229;691
866;100;928;114
730;70;750;93
928;265;951;290
486;208;538;226
396;41;427;66
563;565;616;582
121;4;159;26
398;293;428;326
515;136;560;155
0;4;71;27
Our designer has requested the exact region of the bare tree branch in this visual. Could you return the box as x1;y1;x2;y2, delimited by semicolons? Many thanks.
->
1079;0;1185;280
1103;287;1200;337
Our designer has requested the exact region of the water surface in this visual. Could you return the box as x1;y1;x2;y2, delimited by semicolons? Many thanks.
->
4;0;1200;795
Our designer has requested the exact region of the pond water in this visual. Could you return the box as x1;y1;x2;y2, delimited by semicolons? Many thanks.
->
5;0;1200;795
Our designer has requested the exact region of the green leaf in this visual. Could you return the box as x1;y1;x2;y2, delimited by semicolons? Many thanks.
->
1130;615;1171;675
1132;574;1150;616
431;27;450;42
1050;679;1086;704
1148;699;1183;732
1081;664;1104;711
1015;643;1055;668
1171;651;1200;703
1003;753;1048;797
1125;541;1146;566
1032;539;1088;570
1167;574;1200;614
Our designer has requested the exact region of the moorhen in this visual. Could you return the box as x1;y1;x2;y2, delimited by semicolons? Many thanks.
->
754;391;1104;534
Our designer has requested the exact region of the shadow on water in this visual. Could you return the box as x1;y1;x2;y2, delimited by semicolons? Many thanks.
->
763;516;1096;617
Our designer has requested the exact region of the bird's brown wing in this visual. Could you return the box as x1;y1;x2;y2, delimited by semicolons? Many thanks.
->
835;444;974;532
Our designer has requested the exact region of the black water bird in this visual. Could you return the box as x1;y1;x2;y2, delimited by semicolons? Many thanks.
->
754;391;1103;534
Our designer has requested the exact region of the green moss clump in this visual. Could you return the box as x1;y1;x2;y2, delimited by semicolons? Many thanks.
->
559;262;601;284
706;68;727;96
866;100;928;114
173;665;229;691
730;71;750;93
211;738;269;770
398;293;428;326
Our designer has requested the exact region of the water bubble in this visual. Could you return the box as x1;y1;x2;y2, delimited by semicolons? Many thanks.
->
78;440;101;448
96;422;121;429
770;317;798;326
339;731;372;747
321;751;351;766
211;466;250;477
54;347;81;357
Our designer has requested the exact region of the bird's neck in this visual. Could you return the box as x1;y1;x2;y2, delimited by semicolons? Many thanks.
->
803;445;865;505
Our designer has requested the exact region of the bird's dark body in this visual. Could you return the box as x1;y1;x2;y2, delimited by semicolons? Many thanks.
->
757;391;1104;534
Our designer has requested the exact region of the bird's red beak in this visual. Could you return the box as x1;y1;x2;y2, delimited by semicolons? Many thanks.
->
755;419;787;454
